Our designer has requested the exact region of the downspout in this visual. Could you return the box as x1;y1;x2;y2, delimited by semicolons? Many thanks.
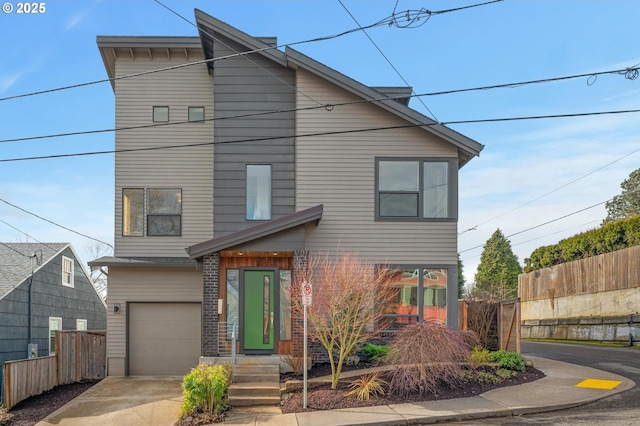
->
27;250;42;353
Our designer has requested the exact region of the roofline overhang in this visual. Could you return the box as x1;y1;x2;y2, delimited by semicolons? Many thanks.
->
88;256;196;269
284;47;484;167
194;8;287;69
187;204;323;259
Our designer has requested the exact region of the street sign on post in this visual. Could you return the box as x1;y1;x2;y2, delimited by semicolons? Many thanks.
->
302;281;312;306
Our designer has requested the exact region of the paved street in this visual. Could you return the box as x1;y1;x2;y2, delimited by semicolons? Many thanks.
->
447;341;640;425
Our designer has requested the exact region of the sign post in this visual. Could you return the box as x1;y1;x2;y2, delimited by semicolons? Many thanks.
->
302;281;312;409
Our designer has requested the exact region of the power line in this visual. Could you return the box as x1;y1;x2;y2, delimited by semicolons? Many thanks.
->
338;0;438;121
0;241;31;258
459;198;609;254
458;146;640;236
0;198;113;249
3;107;640;163
0;218;61;253
0;2;478;104
2;64;637;145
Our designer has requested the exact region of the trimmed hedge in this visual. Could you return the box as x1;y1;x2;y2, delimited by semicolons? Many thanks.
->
525;215;640;272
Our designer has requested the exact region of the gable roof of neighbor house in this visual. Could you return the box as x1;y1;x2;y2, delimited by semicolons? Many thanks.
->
193;9;484;168
0;242;99;301
186;204;324;259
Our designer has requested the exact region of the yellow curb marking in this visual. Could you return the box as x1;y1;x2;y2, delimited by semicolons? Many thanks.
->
575;378;622;390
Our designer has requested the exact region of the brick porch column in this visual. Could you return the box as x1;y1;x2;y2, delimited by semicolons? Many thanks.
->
202;252;220;357
292;250;309;356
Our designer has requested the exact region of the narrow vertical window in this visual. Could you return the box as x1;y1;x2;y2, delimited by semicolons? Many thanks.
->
49;317;62;355
123;188;144;236
153;106;169;122
424;161;448;218
226;269;239;339
246;165;271;220
423;268;447;323
262;275;271;344
62;256;74;287
279;270;291;340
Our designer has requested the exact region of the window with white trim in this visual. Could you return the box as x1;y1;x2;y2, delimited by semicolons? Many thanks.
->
76;319;87;331
62;256;74;287
49;317;62;355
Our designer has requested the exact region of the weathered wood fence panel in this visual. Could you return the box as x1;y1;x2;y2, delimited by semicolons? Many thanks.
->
3;331;105;410
519;245;640;302
499;299;520;353
3;356;57;410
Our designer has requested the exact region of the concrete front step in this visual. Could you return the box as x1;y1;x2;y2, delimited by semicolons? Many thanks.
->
228;395;281;407
229;382;280;397
229;364;281;407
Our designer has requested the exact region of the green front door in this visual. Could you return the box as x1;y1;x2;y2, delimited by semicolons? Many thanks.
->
242;270;276;352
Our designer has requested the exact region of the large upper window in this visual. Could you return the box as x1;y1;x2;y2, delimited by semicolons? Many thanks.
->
147;188;182;236
246;165;271;220
122;188;182;236
376;159;455;220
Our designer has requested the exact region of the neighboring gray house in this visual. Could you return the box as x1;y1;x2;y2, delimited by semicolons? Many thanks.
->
0;243;107;367
91;10;483;376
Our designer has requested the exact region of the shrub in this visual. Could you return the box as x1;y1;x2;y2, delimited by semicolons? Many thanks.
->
469;346;492;369
347;373;387;400
490;350;525;372
179;363;231;422
386;321;477;396
361;343;390;362
283;353;307;375
496;368;517;379
345;355;360;366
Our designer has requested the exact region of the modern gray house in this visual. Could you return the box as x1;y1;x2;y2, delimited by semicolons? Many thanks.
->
91;9;483;376
0;243;107;366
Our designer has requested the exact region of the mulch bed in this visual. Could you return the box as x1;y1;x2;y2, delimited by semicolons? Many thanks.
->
0;382;97;426
280;364;545;413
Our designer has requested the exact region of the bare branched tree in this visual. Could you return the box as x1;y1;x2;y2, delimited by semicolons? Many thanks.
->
85;243;111;300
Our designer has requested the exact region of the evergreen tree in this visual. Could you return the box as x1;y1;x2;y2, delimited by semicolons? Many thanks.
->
604;168;640;224
457;253;465;299
474;229;522;298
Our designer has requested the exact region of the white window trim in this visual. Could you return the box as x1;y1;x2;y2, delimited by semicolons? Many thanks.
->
49;316;62;355
62;256;74;287
76;319;88;331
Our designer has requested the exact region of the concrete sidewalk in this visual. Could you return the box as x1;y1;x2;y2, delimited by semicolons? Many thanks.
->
225;356;635;425
36;356;634;426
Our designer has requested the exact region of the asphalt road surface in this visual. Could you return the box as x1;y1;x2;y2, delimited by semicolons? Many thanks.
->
447;341;640;425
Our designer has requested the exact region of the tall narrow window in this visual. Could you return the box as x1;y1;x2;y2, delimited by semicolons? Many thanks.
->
226;269;239;339
246;165;271;220
147;188;182;236
123;188;144;236
62;256;74;287
279;270;292;340
49;317;62;355
424;162;448;218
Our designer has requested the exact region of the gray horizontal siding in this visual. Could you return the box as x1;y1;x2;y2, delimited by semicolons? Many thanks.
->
296;69;459;265
212;34;295;238
113;54;214;257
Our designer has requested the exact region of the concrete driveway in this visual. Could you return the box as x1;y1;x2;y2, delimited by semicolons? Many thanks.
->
36;376;184;426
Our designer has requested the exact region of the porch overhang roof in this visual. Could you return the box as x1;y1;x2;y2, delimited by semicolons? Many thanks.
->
88;256;196;269
186;204;323;260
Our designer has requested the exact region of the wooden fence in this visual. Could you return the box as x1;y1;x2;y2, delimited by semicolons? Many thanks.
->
460;299;521;353
3;330;106;409
519;245;640;302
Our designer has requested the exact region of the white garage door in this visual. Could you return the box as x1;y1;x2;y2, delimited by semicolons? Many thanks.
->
129;303;201;375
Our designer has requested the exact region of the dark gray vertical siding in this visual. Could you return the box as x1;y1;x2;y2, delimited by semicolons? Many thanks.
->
212;34;295;237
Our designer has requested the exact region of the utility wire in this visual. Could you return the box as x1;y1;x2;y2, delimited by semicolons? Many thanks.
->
2;64;637;145
0;241;31;258
458;146;640;236
3;107;640;162
0;1;480;103
459;198;609;254
338;0;438;121
0;218;61;253
0;198;114;249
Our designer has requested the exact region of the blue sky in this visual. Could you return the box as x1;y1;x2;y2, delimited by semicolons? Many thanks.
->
1;0;639;285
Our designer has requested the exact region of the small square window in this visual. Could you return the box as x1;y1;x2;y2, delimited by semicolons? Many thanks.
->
62;256;74;287
153;106;169;122
76;319;87;331
188;107;205;122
